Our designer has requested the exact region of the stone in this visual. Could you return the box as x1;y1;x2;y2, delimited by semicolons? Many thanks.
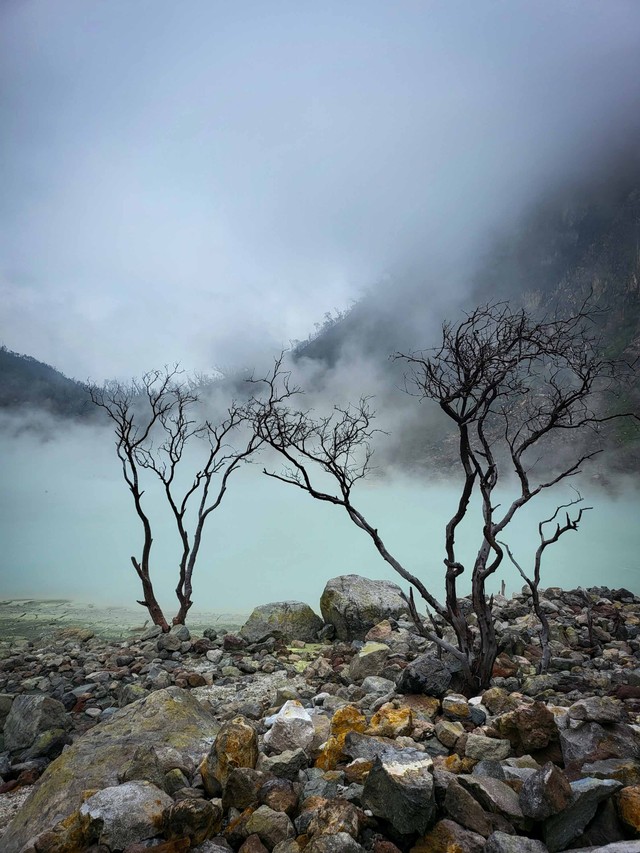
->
257;748;308;781
315;705;367;771
518;762;572;820
264;701;314;754
119;743;166;788
396;655;452;698
435;720;464;748
348;642;390;682
465;734;512;761
80;781;172;849
244;805;295;850
581;758;640;786
360;676;396;695
458;775;526;829
202;716;258;789
570;845;640;853
3;694;71;758
240;602;324;643
543;778;623;852
618;785;640;834
258;778;299;815
411;818;485;853
493;701;558;753
484;832;549;852
443;778;493;837
240;834;270;853
568;695;625;723
158;632;183;652
362;748;435;835
305;832;365;853
307;798;362;838
164;798;223;846
441;693;471;721
320;575;408;641
222;767;267;810
2;687;219;853
366;706;412;739
560;721;640;767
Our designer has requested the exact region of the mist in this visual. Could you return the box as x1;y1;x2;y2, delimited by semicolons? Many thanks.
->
1;417;638;615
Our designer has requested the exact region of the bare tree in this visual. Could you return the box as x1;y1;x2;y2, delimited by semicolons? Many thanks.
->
90;367;258;630
500;493;591;673
250;302;638;693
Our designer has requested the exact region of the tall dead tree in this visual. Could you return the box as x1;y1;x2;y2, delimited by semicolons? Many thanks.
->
250;302;638;693
90;367;257;630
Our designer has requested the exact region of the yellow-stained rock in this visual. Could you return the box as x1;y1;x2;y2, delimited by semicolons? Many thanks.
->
23;808;93;853
618;785;640;835
366;706;413;739
396;695;440;721
315;705;366;770
410;818;485;853
202;715;258;787
433;753;477;775
344;758;374;784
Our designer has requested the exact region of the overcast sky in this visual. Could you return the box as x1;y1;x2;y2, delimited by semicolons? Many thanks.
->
1;1;639;382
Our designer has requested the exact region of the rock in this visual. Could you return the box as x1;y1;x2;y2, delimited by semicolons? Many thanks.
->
244;805;295;850
305;831;365;853
158;632;183;652
307;798;362;838
257;748;308;781
2;687;219;853
264;701;314;754
320;575;408;641
366;706;413;739
80;781;172;849
484;832;549;852
396;655;452;697
240;602;324;643
618;785;640;834
164;798;223;846
3;694;71;758
465;734;512;761
348;642;390;682
411;818;485;853
458;775;527;829
362;748;436;835
518;762;572;820
543;778;623;852
201;716;258;789
119;743;166;788
568;696;625;723
258;778;299;815
560;722;640;767
239;834;270;853
222;767;267;810
581;758;640;786
443;778;493;837
361;676;396;695
435;720;464;748
493;701;558;753
315;705;367;771
441;693;471;721
568;845;640;853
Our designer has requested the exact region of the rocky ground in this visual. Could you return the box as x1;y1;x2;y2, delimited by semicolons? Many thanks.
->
1;575;639;852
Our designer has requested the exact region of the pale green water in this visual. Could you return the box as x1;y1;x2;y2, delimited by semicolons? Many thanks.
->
0;422;638;616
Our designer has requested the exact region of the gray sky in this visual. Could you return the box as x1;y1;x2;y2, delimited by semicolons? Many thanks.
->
2;1;639;381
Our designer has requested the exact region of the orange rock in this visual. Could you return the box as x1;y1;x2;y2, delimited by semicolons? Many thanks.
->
618;785;640;834
396;695;440;721
366;707;413;739
315;705;366;770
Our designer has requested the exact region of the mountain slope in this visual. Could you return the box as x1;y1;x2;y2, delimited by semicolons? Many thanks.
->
0;347;92;418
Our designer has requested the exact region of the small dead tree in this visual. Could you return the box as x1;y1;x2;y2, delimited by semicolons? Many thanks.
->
250;302;638;693
90;367;257;630
500;493;591;673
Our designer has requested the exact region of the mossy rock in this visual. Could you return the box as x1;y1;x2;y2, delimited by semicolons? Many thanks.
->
2;687;220;853
240;601;324;643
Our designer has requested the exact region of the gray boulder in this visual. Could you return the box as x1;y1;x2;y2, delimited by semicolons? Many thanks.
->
485;832;549;852
543;777;623;852
3;694;71;759
396;654;452;697
362;747;435;835
79;781;172;849
241;601;324;643
320;575;408;640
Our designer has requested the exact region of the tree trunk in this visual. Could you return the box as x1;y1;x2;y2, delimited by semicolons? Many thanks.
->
132;556;170;632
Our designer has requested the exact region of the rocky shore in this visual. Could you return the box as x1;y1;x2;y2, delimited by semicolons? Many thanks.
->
1;575;640;853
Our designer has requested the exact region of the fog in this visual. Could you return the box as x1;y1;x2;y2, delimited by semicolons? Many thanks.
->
1;419;638;616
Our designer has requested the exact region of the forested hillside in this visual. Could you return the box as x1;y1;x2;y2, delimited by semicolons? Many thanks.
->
0;348;92;418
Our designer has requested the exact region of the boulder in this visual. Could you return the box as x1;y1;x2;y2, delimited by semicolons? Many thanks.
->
362;747;436;835
80;781;172;849
543;778;623;852
320;575;408;640
396;654;452;697
3;694;71;759
411;819;485;853
348;642;390;682
245;805;295;850
518;762;572;820
240;601;324;643
484;832;549;852
1;687;220;853
201;716;258;789
263;700;315;754
465;734;512;762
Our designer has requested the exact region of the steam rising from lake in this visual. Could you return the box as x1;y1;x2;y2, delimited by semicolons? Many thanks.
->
1;421;638;615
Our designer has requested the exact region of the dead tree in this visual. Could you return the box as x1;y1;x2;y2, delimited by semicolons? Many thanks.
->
500;494;591;673
250;302;638;693
90;367;257;630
